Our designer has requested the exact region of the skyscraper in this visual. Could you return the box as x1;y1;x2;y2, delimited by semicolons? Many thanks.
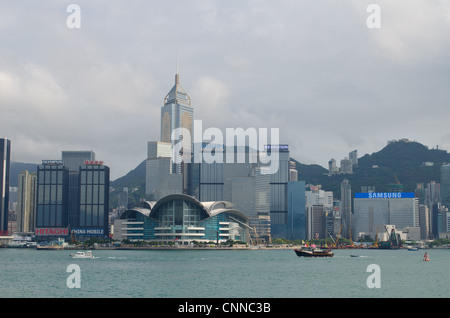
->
0;138;11;235
440;164;450;209
35;153;110;241
160;73;194;173
146;73;193;200
341;178;352;239
145;141;183;201
17;170;37;234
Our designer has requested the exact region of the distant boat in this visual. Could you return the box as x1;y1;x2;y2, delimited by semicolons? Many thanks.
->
408;248;419;251
36;244;64;250
294;247;334;257
70;251;96;259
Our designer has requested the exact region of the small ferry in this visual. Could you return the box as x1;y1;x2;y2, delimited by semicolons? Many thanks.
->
36;244;64;250
70;251;96;259
294;247;334;257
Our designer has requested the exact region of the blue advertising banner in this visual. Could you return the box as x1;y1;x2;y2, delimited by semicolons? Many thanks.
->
355;192;415;199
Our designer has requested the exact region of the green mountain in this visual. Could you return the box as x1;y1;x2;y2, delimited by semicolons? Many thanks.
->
109;139;450;207
109;160;146;208
296;140;450;198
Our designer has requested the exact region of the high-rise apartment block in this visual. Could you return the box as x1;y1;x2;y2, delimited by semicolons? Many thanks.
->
17;170;37;234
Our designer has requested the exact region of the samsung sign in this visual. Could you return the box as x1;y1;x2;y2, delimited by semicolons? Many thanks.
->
355;192;415;199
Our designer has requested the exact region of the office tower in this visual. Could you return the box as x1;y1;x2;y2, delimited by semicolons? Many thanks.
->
35;154;110;241
146;141;182;199
287;181;306;240
198;144;292;240
305;186;333;240
78;162;110;238
36;162;69;234
419;204;429;240
440;164;450;209
341;179;352;239
17;170;37;234
62;150;96;230
145;141;183;201
0;138;11;235
425;181;440;207
269;147;290;239
118;187;129;210
353;192;419;240
160;73;193;174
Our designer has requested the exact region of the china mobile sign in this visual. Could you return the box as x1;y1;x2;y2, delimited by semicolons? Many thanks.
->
72;228;105;236
35;228;68;236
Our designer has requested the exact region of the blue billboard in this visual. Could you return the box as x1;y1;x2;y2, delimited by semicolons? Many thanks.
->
355;192;415;199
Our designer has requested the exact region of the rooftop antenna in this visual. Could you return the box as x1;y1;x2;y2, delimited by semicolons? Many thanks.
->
175;51;180;84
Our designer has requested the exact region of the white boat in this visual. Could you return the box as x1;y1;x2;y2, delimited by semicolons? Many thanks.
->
70;251;96;259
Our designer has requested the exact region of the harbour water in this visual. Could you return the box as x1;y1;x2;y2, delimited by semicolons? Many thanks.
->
1;247;449;298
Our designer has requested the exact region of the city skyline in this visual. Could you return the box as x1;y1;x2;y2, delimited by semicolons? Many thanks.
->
1;1;450;180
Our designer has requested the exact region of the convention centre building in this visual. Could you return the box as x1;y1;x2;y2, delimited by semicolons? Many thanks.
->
114;194;250;245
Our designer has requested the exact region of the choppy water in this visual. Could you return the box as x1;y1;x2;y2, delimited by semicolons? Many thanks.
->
1;248;449;298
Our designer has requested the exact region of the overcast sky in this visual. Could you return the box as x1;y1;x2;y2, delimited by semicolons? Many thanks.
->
1;1;450;180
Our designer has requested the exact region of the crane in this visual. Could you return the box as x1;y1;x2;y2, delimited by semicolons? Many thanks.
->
373;227;379;248
334;224;343;248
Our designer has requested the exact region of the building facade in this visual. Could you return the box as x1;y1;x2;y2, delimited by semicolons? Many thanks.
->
353;192;420;240
35;154;110;242
341;179;352;239
145;141;183;201
287;181;306;240
160;73;193;174
114;194;249;244
305;185;333;240
75;163;110;239
0;138;11;235
441;164;450;209
35;161;69;239
16;170;37;234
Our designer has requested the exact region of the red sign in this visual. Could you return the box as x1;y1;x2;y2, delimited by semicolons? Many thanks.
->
35;228;68;236
84;160;104;165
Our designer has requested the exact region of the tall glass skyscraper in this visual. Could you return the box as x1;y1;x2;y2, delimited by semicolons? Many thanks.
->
35;151;110;241
160;73;194;173
0;138;11;235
